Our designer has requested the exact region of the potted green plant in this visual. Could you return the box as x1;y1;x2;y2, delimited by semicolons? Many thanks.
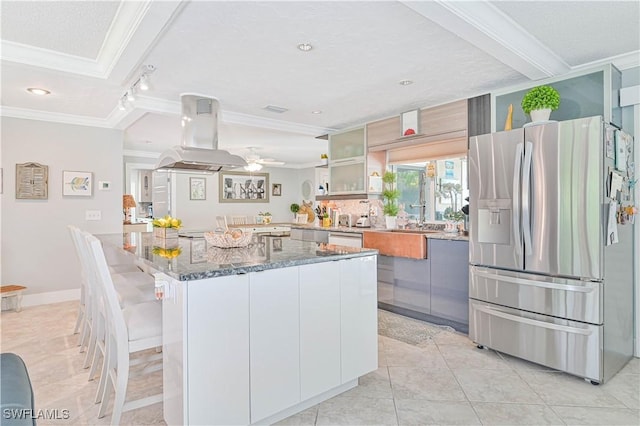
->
521;85;560;122
320;153;328;165
382;171;399;229
290;203;300;221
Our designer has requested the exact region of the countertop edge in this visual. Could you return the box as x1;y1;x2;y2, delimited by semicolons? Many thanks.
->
172;249;378;281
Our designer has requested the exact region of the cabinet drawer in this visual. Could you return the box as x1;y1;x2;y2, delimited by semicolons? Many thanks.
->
469;300;602;382
469;266;602;324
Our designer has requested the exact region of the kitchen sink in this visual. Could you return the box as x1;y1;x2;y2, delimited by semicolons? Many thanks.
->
388;229;441;234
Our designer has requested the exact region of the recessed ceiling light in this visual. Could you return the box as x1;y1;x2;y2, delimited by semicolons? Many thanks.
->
297;43;313;52
26;87;50;95
398;80;413;86
311;110;322;114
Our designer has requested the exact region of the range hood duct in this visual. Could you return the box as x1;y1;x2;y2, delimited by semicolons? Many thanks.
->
155;94;247;172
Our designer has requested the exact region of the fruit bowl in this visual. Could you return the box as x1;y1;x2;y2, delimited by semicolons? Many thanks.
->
204;229;253;248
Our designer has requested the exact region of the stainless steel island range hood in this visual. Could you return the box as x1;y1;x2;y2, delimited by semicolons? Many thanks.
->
155;94;247;172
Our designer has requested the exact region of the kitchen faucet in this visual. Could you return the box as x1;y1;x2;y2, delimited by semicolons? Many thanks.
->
410;171;427;227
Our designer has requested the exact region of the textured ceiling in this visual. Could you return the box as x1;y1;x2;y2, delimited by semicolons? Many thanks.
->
1;1;120;59
1;0;638;166
494;1;640;67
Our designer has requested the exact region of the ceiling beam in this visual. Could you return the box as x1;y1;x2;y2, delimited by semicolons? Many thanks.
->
401;0;571;80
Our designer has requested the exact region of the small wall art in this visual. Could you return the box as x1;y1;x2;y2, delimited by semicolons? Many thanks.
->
190;177;206;200
272;183;282;196
16;162;48;199
63;170;92;196
401;109;419;136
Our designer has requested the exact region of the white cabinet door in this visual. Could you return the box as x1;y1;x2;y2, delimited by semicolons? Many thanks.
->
299;262;341;400
161;276;187;426
187;275;250;426
250;267;300;422
340;256;378;382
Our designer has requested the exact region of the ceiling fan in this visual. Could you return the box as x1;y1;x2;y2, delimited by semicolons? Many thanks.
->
243;147;285;171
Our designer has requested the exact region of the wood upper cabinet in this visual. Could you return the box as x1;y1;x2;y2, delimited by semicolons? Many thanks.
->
366;116;401;149
420;99;468;137
366;100;468;150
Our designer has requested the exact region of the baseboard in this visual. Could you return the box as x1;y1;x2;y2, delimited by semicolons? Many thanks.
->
1;289;80;310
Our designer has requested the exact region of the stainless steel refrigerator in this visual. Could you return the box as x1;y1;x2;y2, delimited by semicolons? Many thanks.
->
468;115;634;384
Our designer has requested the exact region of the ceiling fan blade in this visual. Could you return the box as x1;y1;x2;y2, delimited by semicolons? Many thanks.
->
257;159;285;165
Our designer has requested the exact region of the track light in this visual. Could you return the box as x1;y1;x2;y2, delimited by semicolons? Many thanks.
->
126;88;136;103
139;74;150;91
116;64;156;112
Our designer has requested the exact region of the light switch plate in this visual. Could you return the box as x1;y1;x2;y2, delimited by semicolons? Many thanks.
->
85;210;101;221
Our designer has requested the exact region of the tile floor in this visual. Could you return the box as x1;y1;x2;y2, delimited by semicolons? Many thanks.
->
1;301;638;425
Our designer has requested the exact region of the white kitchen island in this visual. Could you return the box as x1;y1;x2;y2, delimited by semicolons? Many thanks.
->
99;233;378;425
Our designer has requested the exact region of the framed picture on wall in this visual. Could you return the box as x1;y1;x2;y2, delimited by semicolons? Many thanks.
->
401;109;419;136
16;162;48;199
190;177;206;200
272;183;282;196
218;171;269;203
62;170;92;196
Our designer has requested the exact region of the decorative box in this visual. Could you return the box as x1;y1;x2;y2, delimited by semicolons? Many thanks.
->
153;236;179;249
153;227;178;239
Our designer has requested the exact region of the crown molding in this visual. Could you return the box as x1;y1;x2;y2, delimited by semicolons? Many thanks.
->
402;0;570;80
0;105;111;128
572;50;640;72
3;95;334;139
107;95;334;136
123;149;161;159
222;110;335;136
0;40;104;77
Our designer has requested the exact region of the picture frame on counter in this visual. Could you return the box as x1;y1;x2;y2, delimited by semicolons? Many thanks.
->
219;171;269;203
190;177;206;200
62;170;92;197
190;239;207;263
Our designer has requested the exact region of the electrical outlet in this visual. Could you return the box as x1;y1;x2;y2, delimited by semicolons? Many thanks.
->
85;210;101;221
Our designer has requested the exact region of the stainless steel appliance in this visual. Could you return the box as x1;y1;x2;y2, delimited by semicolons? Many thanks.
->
468;116;634;384
155;94;247;172
338;214;353;227
355;215;371;228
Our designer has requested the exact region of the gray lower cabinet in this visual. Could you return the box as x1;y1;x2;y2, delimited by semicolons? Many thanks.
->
377;239;469;331
290;228;329;243
429;239;469;325
377;255;430;315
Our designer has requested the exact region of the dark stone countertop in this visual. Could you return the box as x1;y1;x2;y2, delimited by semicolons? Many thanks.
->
97;232;378;282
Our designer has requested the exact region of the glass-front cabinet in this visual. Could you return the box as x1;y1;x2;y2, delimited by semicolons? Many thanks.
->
328;127;367;195
329;161;366;194
329;127;365;161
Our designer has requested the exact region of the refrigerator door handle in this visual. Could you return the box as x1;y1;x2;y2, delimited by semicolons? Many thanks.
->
512;143;523;254
473;269;596;293
522;141;533;256
474;304;593;336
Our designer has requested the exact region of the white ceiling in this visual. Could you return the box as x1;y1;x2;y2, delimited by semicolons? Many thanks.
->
1;1;639;168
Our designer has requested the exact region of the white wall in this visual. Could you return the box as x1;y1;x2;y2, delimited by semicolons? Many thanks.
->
1;117;123;296
173;167;315;230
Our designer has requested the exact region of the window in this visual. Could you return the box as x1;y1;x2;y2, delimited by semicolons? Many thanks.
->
393;156;468;222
